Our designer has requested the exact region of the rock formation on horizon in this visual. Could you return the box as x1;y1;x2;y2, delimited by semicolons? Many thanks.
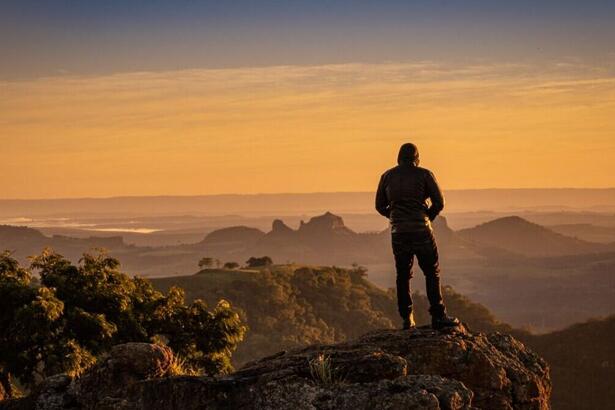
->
297;211;354;235
0;325;551;410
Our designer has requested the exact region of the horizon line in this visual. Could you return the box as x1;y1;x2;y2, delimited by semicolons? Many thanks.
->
2;187;615;202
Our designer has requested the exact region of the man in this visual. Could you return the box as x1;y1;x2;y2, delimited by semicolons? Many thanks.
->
376;143;460;330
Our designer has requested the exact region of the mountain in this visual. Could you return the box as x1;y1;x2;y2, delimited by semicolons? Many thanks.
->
7;213;598;274
0;213;481;280
548;223;615;244
1;326;551;410
193;212;377;265
198;225;266;256
194;212;483;266
458;216;606;257
3;188;615;218
0;225;47;249
520;315;615;410
0;225;128;262
0;225;199;278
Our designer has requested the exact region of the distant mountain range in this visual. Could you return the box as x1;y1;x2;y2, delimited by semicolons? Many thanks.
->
0;225;128;264
196;212;389;265
195;211;504;265
2;188;615;218
1;211;612;274
1;211;614;332
195;211;614;262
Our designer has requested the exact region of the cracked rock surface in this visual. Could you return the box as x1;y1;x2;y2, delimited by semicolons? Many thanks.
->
0;325;551;410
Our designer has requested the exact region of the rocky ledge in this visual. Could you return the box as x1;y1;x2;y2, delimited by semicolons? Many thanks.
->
0;325;550;410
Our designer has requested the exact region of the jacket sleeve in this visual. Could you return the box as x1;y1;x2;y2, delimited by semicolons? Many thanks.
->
425;171;445;221
375;173;391;218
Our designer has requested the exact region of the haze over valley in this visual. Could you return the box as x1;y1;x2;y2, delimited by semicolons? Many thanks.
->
2;189;614;334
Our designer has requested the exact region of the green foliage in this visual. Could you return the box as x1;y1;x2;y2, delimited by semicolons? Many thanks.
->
0;249;246;398
223;262;240;270
198;257;215;269
245;256;273;268
152;264;508;366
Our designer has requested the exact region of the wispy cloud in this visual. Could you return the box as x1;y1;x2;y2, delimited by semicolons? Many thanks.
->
1;60;614;197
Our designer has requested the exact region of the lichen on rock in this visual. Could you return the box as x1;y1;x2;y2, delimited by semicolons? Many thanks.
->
0;325;550;410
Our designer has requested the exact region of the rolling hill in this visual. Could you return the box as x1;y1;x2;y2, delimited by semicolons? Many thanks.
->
150;264;511;365
519;315;615;410
458;216;607;257
548;223;615;244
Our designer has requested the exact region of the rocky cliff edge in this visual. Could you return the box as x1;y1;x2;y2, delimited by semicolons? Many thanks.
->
0;325;550;410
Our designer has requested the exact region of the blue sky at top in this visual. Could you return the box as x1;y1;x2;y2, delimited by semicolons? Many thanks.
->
1;0;614;79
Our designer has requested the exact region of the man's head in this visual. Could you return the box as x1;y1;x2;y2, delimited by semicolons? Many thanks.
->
397;143;419;166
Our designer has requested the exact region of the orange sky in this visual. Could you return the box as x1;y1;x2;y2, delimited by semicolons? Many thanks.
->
2;60;615;199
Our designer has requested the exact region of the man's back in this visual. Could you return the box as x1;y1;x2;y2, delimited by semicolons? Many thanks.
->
375;163;444;234
376;142;459;331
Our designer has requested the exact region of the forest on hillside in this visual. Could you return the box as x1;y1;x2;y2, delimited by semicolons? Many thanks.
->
152;264;512;365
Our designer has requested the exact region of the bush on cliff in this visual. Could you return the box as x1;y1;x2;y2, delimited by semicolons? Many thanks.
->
0;249;246;398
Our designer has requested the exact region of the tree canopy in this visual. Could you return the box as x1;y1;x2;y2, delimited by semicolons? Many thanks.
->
245;256;273;268
0;249;245;398
223;262;240;270
198;257;216;269
153;264;511;365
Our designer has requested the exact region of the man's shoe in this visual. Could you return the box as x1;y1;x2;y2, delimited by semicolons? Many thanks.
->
432;314;460;330
402;311;416;330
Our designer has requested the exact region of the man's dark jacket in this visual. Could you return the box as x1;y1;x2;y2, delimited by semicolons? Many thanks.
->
375;164;444;235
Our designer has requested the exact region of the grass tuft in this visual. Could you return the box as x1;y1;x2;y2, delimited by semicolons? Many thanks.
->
163;355;203;377
308;353;345;386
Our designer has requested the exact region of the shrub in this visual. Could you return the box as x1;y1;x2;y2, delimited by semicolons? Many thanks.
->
0;249;246;398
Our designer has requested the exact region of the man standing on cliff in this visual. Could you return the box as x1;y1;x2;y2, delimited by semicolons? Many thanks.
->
376;143;460;330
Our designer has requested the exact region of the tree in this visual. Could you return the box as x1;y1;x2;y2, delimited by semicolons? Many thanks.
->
223;262;240;270
0;249;246;398
350;263;368;279
198;257;215;269
245;256;273;268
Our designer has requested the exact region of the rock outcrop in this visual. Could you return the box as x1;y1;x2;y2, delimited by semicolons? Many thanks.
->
271;219;294;235
298;212;354;235
0;325;550;410
194;211;486;267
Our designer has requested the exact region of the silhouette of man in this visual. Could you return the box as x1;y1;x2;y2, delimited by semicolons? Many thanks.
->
376;143;460;330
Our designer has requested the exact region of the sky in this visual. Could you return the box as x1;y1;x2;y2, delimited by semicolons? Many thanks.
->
1;0;615;198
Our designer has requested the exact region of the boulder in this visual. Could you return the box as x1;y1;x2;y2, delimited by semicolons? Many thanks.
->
10;343;173;410
0;326;551;410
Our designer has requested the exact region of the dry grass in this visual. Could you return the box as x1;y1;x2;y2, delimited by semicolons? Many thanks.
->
164;355;203;377
308;353;345;386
